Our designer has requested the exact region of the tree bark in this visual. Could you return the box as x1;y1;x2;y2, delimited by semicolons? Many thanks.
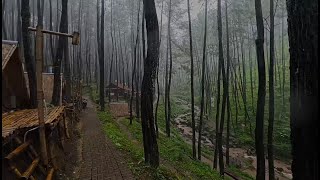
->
287;0;318;179
197;0;207;161
21;0;37;108
155;0;164;137
99;0;105;111
254;0;267;178
187;0;196;160
268;0;275;179
141;0;160;168
51;0;68;106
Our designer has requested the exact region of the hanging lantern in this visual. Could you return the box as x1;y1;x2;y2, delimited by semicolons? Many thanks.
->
72;32;80;45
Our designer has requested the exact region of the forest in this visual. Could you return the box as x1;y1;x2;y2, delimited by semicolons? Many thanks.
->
2;0;318;179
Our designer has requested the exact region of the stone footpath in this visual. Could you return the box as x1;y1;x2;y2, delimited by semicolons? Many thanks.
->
79;100;134;180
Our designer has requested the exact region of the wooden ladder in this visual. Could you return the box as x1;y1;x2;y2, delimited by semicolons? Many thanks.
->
5;137;56;180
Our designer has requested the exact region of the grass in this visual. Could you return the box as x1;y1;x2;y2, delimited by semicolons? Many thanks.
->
97;108;223;179
87;85;221;179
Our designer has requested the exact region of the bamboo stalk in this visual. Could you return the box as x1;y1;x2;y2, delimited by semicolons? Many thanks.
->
46;168;55;180
21;157;40;179
5;140;31;161
35;25;49;166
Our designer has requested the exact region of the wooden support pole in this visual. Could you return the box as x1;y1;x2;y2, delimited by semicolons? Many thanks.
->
36;25;49;166
46;168;55;180
21;157;40;179
5;140;31;161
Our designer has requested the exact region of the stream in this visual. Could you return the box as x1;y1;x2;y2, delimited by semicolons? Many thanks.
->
172;97;292;179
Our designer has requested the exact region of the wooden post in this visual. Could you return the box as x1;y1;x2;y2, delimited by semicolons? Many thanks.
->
36;25;49;166
29;25;79;168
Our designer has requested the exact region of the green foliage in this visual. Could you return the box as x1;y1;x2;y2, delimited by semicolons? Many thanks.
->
227;166;255;180
97;107;222;179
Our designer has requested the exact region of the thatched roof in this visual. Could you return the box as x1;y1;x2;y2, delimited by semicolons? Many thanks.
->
2;43;18;71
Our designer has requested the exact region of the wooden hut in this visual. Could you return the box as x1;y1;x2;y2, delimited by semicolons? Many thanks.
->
105;82;131;100
24;72;64;105
2;41;30;112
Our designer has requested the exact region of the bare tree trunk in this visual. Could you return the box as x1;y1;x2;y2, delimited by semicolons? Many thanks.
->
51;0;68;106
155;0;164;137
187;0;196;159
217;0;227;174
197;0;207;161
268;0;275;179
21;0;37;108
99;0;105;111
165;0;172;137
130;0;141;123
225;0;231;166
2;0;8;39
141;0;160;168
287;0;318;179
254;0;267;178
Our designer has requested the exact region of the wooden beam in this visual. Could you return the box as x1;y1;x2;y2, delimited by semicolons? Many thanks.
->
21;157;40;179
46;168;55;180
5;140;31;161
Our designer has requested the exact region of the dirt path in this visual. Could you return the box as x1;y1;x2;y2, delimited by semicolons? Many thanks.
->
79;99;134;180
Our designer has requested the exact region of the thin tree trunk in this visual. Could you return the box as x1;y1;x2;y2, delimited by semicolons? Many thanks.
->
225;0;231;166
267;0;275;179
99;0;105;111
197;0;207;161
217;0;227;174
254;0;267;178
21;0;37;108
155;0;164;137
187;0;196;160
165;0;172;137
130;0;141;123
51;0;68;106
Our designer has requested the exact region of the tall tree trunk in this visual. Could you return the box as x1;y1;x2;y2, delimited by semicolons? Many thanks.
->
17;0;22;44
187;0;196;159
225;0;231;166
281;7;285;110
268;0;275;179
51;0;68;106
197;0;207;161
287;0;318;179
141;0;160;168
63;4;71;102
165;0;172;137
2;0;8;39
130;0;141;123
217;0;227;175
213;49;222;169
99;0;105;111
254;0;267;178
155;0;164;137
21;0;37;108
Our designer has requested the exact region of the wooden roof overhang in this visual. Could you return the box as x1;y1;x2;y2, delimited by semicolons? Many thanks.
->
2;106;65;144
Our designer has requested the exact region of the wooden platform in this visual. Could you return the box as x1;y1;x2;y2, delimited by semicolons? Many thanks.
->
2;106;65;139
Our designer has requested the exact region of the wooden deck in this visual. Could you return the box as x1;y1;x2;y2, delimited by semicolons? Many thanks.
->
2;106;65;139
